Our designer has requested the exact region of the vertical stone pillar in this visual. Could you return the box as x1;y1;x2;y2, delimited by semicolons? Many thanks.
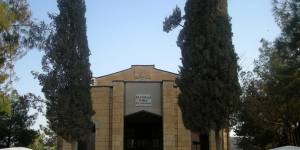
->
72;141;78;150
163;81;177;150
58;137;72;150
209;130;217;150
176;88;191;150
91;87;111;150
223;129;229;150
112;81;124;150
66;140;72;150
215;129;224;150
177;105;192;150
213;128;229;150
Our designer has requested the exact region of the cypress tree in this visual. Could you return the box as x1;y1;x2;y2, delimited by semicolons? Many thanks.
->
164;0;240;148
37;0;93;142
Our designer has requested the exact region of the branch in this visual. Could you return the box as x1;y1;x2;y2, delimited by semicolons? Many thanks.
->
163;6;183;33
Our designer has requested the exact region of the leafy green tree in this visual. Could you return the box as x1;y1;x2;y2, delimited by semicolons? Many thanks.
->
0;0;48;88
36;0;93;142
236;0;300;148
164;0;240;149
236;68;282;150
0;2;41;147
0;2;49;148
0;0;32;88
0;90;38;148
258;0;300;145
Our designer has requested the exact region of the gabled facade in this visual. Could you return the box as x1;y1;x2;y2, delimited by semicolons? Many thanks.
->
60;65;229;150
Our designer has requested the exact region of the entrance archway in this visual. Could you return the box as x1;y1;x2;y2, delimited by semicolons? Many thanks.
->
124;111;162;150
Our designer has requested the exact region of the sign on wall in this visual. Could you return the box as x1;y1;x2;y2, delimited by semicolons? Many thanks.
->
125;82;161;115
135;94;152;107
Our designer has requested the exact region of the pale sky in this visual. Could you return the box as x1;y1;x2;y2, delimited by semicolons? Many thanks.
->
14;0;280;129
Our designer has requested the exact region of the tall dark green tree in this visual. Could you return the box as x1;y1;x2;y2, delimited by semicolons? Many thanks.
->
164;0;240;149
36;0;93;142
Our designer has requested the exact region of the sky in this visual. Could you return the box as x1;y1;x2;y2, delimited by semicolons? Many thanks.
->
14;0;280;129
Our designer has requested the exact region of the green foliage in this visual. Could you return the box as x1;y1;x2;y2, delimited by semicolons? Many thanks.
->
0;1;47;148
164;0;240;134
29;125;57;150
36;0;93;142
0;92;11;115
236;70;282;149
236;0;300;148
0;0;30;31
0;2;39;147
163;6;182;33
0;3;13;31
29;135;46;150
39;125;57;149
0;0;46;91
0;90;38;148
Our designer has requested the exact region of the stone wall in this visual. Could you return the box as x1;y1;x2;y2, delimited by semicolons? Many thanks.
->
58;65;229;150
111;81;124;150
91;86;112;150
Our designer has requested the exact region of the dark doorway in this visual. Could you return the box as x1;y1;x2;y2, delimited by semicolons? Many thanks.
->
124;111;163;150
200;134;209;150
192;133;209;150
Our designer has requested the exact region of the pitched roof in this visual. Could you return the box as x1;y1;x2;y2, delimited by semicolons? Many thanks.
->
93;65;178;86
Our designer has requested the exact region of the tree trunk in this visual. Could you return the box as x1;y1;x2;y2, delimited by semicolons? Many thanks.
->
287;127;294;146
296;125;300;146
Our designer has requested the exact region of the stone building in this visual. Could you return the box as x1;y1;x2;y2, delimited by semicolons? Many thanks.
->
60;65;230;150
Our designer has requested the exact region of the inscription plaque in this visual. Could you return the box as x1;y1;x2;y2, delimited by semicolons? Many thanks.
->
135;94;152;107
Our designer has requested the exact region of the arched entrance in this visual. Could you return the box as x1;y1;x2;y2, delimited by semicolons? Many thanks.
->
124;111;163;150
